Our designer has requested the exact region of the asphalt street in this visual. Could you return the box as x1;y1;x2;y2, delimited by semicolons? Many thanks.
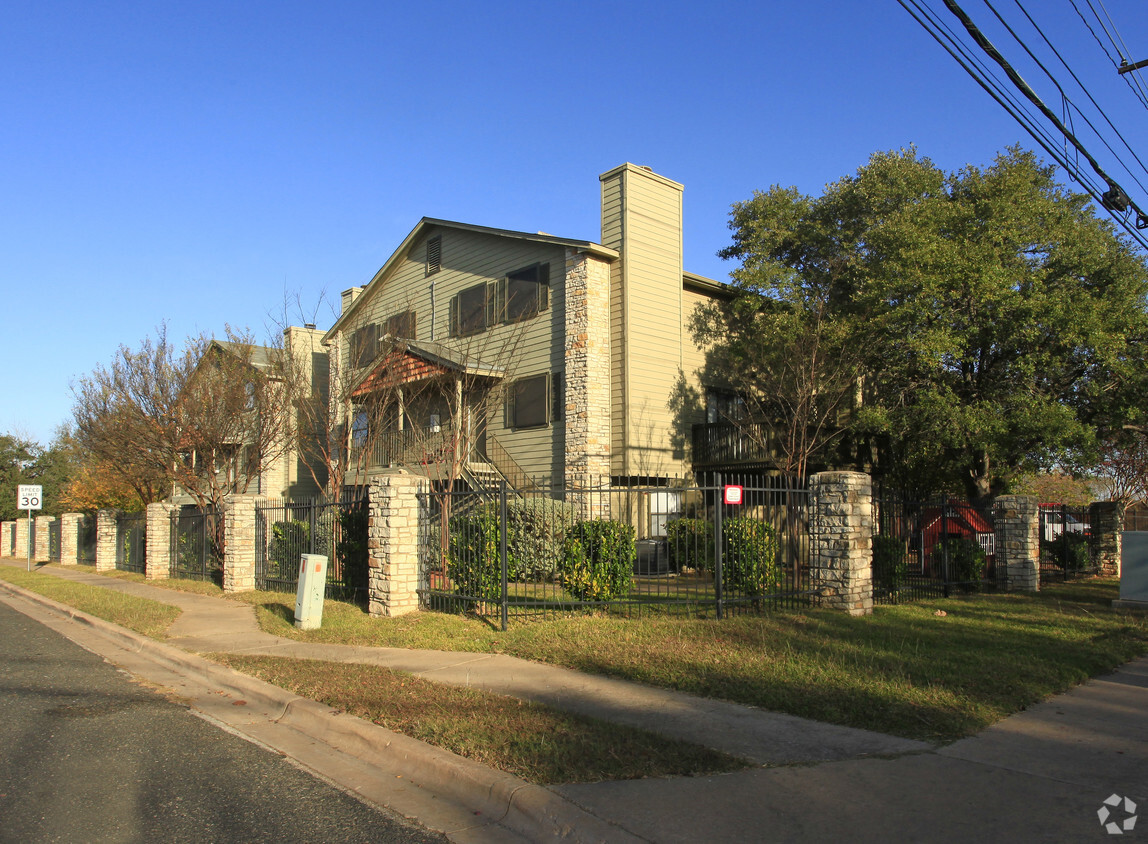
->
0;600;447;844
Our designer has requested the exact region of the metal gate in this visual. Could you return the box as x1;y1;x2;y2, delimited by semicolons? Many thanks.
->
78;515;96;563
872;494;1001;604
170;507;222;583
255;496;368;597
48;520;61;562
116;512;146;573
1039;503;1097;581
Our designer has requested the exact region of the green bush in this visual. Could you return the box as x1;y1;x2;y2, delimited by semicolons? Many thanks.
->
721;517;780;598
270;519;309;576
447;505;503;602
560;519;635;601
934;537;986;584
666;518;714;573
872;535;909;591
337;505;369;592
1044;531;1092;572
504;498;576;582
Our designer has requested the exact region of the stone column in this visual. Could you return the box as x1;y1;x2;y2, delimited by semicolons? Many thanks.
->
15;519;31;562
1089;501;1123;577
564;249;612;517
146;502;176;581
95;510;118;572
993;495;1040;592
0;522;14;557
367;473;428;618
809;471;874;616
59;513;83;565
222;495;259;593
34;516;56;561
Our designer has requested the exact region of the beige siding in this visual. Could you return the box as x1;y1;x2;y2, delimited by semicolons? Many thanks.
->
342;227;567;482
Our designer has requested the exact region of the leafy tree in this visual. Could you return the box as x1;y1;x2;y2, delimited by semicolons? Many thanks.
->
0;431;72;520
713;147;1148;500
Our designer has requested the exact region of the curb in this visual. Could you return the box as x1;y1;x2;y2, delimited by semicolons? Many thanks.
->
0;578;638;843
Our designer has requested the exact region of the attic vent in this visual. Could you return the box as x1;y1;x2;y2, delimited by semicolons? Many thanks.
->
426;235;442;276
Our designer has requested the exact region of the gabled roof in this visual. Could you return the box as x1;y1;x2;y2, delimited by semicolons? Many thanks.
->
213;340;277;373
350;338;505;397
325;217;620;341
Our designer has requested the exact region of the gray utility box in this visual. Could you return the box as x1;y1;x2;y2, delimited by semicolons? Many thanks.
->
1119;532;1148;602
295;553;328;630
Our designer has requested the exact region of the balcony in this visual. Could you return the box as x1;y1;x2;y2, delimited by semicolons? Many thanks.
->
690;422;781;469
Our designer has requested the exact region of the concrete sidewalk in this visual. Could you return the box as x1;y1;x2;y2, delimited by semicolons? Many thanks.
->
2;562;1146;842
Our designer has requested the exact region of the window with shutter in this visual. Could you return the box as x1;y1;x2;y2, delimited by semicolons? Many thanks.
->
510;373;551;429
426;235;441;276
384;309;416;339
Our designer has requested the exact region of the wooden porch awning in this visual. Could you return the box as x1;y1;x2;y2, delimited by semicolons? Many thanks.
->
350;340;504;398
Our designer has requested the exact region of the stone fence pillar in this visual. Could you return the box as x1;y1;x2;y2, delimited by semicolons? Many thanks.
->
367;473;428;618
1;522;14;557
222;495;259;593
146;502;177;581
809;471;874;616
1089;501;1123;577
95;510;119;572
15;519;30;561
993;495;1040;592
59;513;83;565
34;516;56;561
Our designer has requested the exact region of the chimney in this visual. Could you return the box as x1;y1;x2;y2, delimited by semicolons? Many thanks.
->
341;286;364;315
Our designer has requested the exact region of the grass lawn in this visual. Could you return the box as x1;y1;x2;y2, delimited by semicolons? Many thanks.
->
18;564;1148;745
226;577;1148;743
0;565;179;638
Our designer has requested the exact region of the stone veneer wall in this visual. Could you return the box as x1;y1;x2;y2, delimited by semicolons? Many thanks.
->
14;519;30;560
146;502;176;580
563;249;612;517
367;474;428;618
993;495;1040;592
222;495;260;593
59;513;82;566
95;510;118;572
809;471;874;615
1089;501;1123;577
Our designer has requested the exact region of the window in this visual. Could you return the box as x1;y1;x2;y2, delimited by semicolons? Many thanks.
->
509;373;552;429
384;309;416;340
505;263;549;322
351;410;369;448
648;491;682;538
448;263;550;337
350;324;380;368
451;283;487;337
426;235;442;276
705;389;747;424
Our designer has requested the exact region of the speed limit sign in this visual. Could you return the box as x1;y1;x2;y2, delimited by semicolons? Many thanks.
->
17;485;42;510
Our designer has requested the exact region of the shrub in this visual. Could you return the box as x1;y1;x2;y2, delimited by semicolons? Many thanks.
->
721;517;780;598
666;518;714;573
504;498;577;582
270;519;309;576
337;505;369;592
447;505;503;602
560;519;635;601
933;537;986;584
872;535;909;591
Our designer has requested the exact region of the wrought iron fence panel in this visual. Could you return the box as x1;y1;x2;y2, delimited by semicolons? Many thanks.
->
255;496;368;598
419;475;812;628
872;492;1001;605
48;520;61;562
78;515;96;563
170;507;222;583
115;512;146;573
1038;503;1097;581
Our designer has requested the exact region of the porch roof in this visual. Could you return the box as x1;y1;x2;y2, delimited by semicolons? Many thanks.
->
350;339;505;397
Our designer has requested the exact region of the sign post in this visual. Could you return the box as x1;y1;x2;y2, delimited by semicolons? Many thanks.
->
17;485;42;572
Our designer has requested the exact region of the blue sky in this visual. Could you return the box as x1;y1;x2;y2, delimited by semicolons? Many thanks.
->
4;0;1148;447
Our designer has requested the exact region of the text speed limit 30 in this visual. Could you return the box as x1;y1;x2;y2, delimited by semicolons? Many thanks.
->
17;485;42;510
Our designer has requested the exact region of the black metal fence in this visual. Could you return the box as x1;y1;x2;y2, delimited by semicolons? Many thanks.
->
77;515;96;563
255;496;368;598
418;474;812;628
170;507;223;583
48;520;61;562
872;493;1002;604
116;512;146;573
1038;503;1097;581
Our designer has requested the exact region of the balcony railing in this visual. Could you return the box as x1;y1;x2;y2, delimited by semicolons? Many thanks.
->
691;421;782;468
